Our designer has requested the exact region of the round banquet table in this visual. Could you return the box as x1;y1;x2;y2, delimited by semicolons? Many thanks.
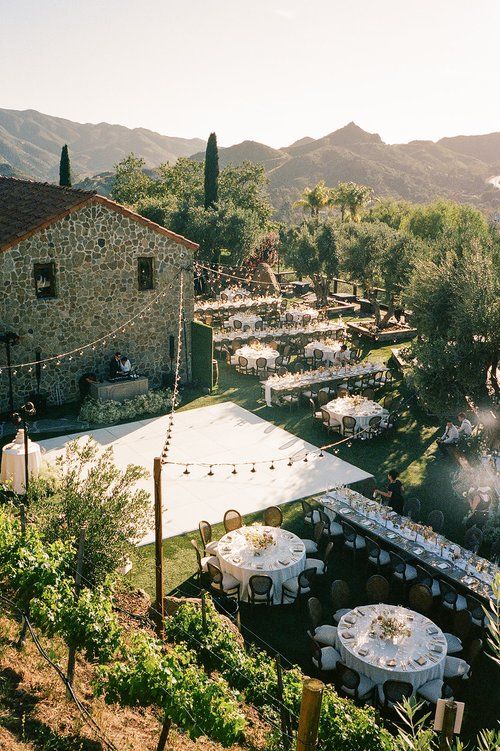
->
216;526;306;603
0;429;43;494
232;345;280;370
337;604;447;693
304;340;342;364
325;396;388;435
226;313;263;330
220;287;250;301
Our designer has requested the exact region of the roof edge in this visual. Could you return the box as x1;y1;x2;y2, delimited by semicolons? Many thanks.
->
0;190;199;253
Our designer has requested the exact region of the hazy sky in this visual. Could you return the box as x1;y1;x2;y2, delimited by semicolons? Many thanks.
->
1;0;499;147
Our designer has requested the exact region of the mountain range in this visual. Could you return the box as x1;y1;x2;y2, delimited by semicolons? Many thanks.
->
1;108;499;217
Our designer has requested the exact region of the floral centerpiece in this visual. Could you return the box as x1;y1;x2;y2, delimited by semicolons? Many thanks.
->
370;611;412;642
244;525;275;555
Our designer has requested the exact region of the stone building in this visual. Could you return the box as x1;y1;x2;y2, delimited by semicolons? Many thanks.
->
0;178;197;411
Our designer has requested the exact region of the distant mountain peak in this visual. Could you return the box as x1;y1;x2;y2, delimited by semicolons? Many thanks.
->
326;122;383;146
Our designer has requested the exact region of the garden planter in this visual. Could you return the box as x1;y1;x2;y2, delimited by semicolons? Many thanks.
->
347;319;417;342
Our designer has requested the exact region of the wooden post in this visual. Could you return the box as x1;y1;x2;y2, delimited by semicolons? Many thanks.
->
439;701;457;751
296;678;324;751
154;457;165;637
276;655;291;750
66;526;86;698
156;717;172;751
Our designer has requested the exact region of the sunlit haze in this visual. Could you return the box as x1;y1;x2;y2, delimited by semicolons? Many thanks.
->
1;0;499;146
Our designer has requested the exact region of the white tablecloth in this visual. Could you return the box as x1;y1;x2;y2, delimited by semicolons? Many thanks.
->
325;397;388;435
282;308;319;324
217;526;306;602
225;314;263;330
231;346;280;370
338;604;446;693
220;287;250;301
214;321;345;343
263;362;386;407
0;430;43;494
304;340;344;364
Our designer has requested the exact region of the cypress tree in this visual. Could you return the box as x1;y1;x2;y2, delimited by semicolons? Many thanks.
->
59;144;72;187
204;132;219;209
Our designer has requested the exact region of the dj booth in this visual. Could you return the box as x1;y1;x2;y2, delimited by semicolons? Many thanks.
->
89;376;149;403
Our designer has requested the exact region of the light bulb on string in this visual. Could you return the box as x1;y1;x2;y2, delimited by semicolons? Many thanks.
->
250;463;256;473
303;454;309;463
232;465;237;475
208;465;214;476
269;460;275;470
183;465;190;475
287;457;293;467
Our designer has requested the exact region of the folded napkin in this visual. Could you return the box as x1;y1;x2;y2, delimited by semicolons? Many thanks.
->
386;659;397;668
357;648;369;657
413;547;424;555
427;626;438;635
387;533;396;539
254;563;264;570
292;547;303;553
438;562;449;569
278;559;290;566
430;645;443;653
342;631;354;639
414;656;427;666
344;616;356;625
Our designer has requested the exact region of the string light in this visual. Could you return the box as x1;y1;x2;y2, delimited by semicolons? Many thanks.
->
160;270;185;465
0;271;182;373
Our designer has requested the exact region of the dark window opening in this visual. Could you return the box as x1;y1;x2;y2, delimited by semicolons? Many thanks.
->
138;257;154;290
34;262;57;299
97;238;106;247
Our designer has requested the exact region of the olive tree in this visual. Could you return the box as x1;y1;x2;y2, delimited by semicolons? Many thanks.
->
283;219;339;306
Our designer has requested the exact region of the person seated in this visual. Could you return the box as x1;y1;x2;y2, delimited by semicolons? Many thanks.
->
120;355;132;376
436;420;459;454
334;344;351;364
373;469;405;515
457;412;472;438
109;352;122;379
464;488;491;530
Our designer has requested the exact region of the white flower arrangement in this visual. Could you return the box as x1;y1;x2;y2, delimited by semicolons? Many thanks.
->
79;389;176;425
244;525;275;554
371;612;412;641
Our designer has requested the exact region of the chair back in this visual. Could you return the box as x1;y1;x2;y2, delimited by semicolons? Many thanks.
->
465;638;483;670
382;680;413;707
416;565;434;590
427;509;444;533
389;551;407;577
231;339;242;352
302;314;311;326
207;560;223;585
255;357;267;369
263;505;283;527
190;539;203;571
285;312;294;324
382;394;394;410
301;499;313;518
238;355;248;367
403;497;421;521
342;415;357;433
317;390;330;407
466;596;485;626
330;579;350;611
255;320;263;330
453;609;472;642
362;388;375;401
321;408;331;426
439;580;461;608
341;522;356;544
277;366;288;376
368;415;382;431
248;574;273;604
307;596;323;631
366;538;382;562
313;520;326;544
223;508;243;532
313;348;324;361
464;526;482;553
299;567;317;590
336;662;361;695
233;319;242;329
366;574;390;603
199;520;213;549
408;583;433;613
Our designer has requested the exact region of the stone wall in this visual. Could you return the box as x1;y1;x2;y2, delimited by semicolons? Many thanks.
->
0;201;194;410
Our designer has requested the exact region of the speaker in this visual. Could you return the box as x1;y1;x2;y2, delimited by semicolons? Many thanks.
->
169;335;175;360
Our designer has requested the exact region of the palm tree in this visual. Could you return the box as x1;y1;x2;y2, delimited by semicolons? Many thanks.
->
293;181;331;219
331;182;373;222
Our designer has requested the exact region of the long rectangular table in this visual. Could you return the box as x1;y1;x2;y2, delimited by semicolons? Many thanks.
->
263;363;388;407
319;488;497;603
214;321;345;344
89;376;148;403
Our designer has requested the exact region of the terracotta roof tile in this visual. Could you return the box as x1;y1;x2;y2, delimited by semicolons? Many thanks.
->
0;177;198;252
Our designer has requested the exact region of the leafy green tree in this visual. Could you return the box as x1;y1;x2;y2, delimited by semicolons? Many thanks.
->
283;219;339;306
111;153;154;205
406;242;500;410
133;194;178;226
59;144;72;187
293;180;331;219
157;157;204;206
401;200;490;253
204;132;219;208
219;161;273;225
339;222;426;326
331;181;373;221
29;439;151;585
364;199;413;229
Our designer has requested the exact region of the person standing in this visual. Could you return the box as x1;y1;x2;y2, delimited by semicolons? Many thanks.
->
109;352;122;379
373;469;405;514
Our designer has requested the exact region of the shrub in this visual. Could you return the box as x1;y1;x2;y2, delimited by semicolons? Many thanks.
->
79;388;175;424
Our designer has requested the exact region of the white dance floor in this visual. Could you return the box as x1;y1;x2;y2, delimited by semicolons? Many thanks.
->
39;401;372;545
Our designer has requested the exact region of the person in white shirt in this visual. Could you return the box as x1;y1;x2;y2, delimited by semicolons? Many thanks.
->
120;355;132;375
457;412;472;438
436;420;459;454
334;344;351;364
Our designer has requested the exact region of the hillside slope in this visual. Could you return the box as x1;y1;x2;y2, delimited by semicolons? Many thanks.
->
0;108;205;181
